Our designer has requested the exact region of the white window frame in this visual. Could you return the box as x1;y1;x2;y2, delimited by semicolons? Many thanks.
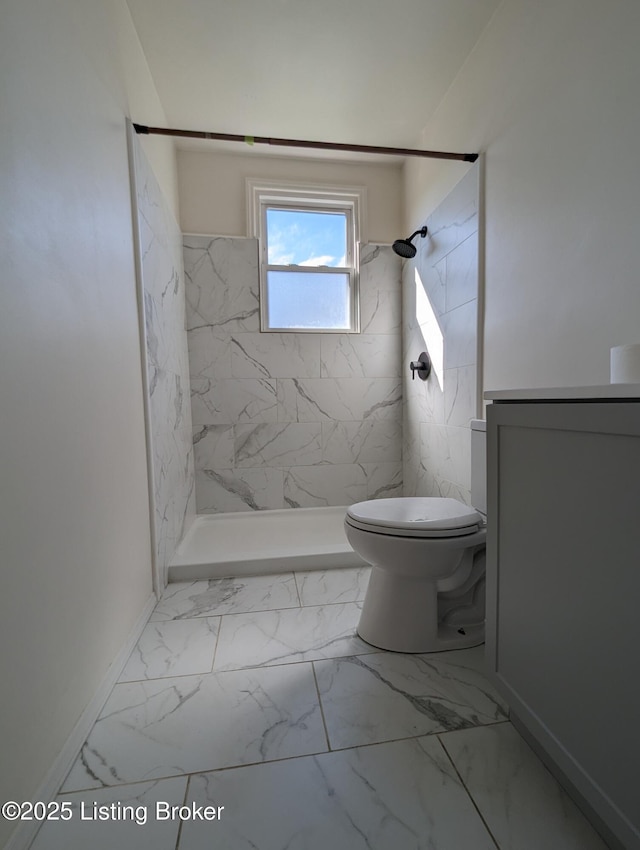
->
246;179;366;333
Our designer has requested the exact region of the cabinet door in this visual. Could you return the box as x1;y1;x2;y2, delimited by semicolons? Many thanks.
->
486;401;640;850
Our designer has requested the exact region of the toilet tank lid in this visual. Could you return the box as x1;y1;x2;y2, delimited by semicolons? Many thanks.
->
470;419;486;431
347;498;482;531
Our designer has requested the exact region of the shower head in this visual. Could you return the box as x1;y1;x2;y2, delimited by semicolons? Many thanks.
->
392;239;417;259
392;226;428;259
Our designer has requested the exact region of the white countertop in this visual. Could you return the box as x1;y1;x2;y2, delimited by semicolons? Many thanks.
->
484;384;640;401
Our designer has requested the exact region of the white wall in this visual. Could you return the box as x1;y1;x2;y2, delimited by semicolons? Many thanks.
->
178;149;403;244
405;0;640;392
0;2;176;845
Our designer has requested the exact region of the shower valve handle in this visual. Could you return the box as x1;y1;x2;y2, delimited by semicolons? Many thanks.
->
410;353;432;381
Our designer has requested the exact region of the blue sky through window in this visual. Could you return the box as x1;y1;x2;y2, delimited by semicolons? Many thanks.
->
266;208;347;267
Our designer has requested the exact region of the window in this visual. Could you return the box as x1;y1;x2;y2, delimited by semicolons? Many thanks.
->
247;180;365;332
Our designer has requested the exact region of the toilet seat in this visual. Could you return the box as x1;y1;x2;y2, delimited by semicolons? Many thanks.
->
346;497;482;539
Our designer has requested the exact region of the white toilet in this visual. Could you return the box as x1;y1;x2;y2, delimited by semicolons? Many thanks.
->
345;419;487;653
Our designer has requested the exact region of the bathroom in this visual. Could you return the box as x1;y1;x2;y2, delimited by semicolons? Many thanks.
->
2;1;640;849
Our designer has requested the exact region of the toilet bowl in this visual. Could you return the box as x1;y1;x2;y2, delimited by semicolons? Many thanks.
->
345;420;487;653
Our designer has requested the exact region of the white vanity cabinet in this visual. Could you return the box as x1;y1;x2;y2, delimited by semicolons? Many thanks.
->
485;389;640;850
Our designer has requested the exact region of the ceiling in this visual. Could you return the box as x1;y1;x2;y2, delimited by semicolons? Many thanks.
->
126;0;500;161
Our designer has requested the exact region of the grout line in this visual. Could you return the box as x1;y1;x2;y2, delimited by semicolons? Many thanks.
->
102;646;382;685
152;595;369;622
153;601;304;620
105;638;494;685
210;615;223;673
323;722;505;755
214;599;365;618
127;613;495;681
436;732;502;850
58;716;509;796
58;776;187;796
311;661;332;752
174;774;193;850
292;571;303;607
56;748;321;796
211;641;380;674
58;721;508;796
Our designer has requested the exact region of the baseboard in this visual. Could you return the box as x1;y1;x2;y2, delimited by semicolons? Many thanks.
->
4;593;157;850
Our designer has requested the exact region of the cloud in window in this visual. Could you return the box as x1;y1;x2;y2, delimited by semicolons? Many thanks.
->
269;248;295;265
298;255;336;267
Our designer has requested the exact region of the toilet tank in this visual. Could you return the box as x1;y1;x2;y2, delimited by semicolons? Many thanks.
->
470;419;486;514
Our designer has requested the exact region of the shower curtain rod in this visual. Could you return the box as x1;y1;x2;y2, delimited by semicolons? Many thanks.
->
132;124;478;163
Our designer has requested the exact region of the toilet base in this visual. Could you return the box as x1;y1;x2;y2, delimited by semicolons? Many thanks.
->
357;564;485;653
357;619;484;654
436;621;484;651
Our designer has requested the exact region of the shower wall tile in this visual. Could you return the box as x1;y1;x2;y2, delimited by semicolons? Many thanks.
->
192;425;235;469
283;465;368;508
442;299;478;369
421;423;472;495
320;334;401;378
276;377;402;423
184;241;403;512
445;233;479;312
434;478;472;504
404;358;446;424
153;430;195;560
360;244;402;291
444;365;477;428
132;136;195;587
195;467;285;513
362;461;403;500
360;290;402;335
403;459;430;500
190;378;278;425
184;236;260;332
231;333;321;379
420;254;448;318
401;263;420;338
321;421;402;465
235;423;322;468
416;176;478;269
359;244;402;334
147;368;189;435
401;420;421;497
403;166;480;503
187;326;232;380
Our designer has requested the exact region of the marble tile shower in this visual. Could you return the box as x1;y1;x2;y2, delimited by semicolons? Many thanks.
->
130;135;196;586
403;166;481;503
34;568;609;850
184;239;403;512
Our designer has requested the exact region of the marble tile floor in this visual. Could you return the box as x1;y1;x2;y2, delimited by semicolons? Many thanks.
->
31;567;609;849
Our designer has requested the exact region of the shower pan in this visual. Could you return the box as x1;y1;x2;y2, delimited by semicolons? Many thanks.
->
169;506;365;581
